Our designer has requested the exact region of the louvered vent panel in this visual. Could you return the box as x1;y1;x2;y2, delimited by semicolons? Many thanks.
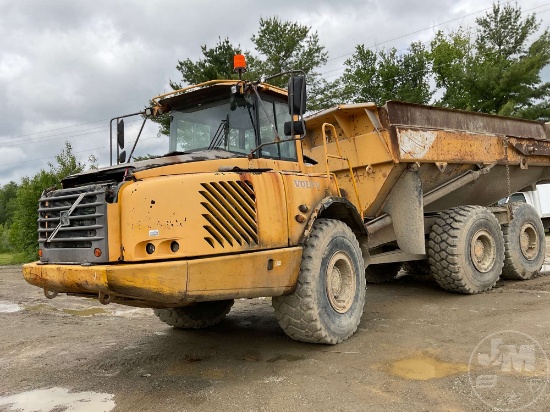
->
200;181;257;248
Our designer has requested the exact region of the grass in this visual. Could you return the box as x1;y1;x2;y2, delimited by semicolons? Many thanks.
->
0;252;30;265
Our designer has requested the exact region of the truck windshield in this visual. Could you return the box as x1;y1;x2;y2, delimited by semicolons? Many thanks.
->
169;92;296;160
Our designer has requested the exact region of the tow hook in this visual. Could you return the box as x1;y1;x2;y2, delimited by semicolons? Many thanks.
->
98;292;114;305
44;288;58;299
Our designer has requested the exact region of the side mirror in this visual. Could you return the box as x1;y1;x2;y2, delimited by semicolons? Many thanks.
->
284;121;305;136
117;119;125;150
118;150;126;164
288;75;306;116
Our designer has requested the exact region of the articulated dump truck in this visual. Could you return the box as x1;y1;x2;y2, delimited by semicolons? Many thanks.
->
22;70;550;344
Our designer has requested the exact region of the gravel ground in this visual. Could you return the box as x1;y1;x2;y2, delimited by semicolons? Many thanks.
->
0;241;549;411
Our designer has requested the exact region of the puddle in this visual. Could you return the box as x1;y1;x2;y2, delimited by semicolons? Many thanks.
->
25;305;108;316
112;308;151;318
0;301;21;313
389;355;468;380
0;387;115;412
62;308;108;316
201;369;227;380
24;304;58;312
266;353;304;363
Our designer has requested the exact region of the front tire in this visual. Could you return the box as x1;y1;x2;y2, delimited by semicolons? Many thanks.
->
154;300;234;329
272;219;366;344
501;202;545;280
427;206;504;294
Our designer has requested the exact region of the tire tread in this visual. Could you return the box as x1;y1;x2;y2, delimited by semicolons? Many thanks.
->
272;219;365;344
427;205;504;294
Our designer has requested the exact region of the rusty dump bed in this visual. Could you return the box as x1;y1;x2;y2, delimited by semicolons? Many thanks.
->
303;101;550;219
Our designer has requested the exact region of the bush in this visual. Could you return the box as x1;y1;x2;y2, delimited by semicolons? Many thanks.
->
9;142;85;261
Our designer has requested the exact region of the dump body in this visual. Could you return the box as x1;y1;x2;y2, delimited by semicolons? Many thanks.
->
302;101;550;256
303;101;550;217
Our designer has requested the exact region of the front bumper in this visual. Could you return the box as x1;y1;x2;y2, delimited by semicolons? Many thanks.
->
23;247;302;307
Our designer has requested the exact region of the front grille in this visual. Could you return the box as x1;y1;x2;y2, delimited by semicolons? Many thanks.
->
38;185;109;263
199;181;258;248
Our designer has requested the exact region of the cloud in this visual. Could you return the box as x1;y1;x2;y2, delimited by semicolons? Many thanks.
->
0;0;547;186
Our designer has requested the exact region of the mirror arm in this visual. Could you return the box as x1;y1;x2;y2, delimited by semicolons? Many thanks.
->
262;69;306;83
109;118;115;166
247;136;305;160
109;110;148;166
127;115;148;163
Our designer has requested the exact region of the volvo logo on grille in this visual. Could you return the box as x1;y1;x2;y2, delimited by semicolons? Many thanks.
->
59;211;70;226
46;192;86;244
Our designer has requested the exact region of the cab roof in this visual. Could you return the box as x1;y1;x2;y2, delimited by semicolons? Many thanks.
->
156;80;288;111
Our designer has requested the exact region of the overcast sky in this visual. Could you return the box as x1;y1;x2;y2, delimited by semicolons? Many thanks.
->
0;0;548;186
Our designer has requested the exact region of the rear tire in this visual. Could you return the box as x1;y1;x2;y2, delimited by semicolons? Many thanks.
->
272;219;365;344
501;202;545;280
427;206;504;294
154;300;234;329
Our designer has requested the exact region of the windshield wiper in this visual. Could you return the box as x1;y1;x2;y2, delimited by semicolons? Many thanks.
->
208;115;229;150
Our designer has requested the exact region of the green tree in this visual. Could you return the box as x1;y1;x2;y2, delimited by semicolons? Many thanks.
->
251;17;328;87
340;41;432;106
9;142;86;261
49;141;86;180
0;181;19;227
8;170;57;260
0;224;11;253
250;17;329;110
429;28;473;110
152;17;330;136
171;37;249;88
430;3;550;119
152;38;250;136
340;45;378;104
307;77;343;112
172;18;328;89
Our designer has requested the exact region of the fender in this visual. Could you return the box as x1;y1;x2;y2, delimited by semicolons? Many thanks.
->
299;197;366;244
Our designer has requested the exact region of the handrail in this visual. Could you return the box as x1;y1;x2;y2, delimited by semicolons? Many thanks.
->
321;123;363;217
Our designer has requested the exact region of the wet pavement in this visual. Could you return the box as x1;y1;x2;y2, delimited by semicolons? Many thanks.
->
1;262;550;411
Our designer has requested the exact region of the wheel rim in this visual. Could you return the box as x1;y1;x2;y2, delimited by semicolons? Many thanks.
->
470;229;496;273
519;222;539;261
326;251;356;314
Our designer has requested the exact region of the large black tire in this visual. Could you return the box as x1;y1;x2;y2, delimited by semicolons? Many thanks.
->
501;202;545;280
427;206;504;294
402;260;434;282
272;219;366;344
365;263;401;283
154;299;234;329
